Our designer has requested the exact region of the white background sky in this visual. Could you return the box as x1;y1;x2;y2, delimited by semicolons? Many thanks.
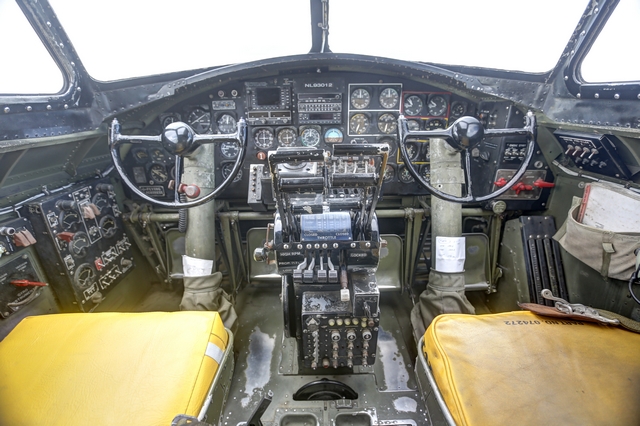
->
0;0;637;94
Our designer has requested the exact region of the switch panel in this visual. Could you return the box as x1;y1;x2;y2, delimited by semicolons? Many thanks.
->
25;178;134;311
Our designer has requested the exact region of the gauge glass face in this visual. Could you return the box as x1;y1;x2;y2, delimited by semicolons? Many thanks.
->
349;114;369;135
217;114;237;133
161;115;179;129
149;164;168;183
70;232;90;258
420;165;431;182
277;128;297;146
221;163;243;183
404;142;420;162
427;119;446;130
403;95;423;116
383;165;395;182
220;141;240;159
132;148;148;163
324;128;344;143
92;193;109;213
60;210;80;230
451;101;466;118
186;107;212;134
99;215;117;238
399;166;415;183
300;128;321;146
406;120;421;131
427;95;448;116
377;113;397;134
74;264;95;289
379;88;399;109
150;148;166;162
254;129;274;149
351;88;371;109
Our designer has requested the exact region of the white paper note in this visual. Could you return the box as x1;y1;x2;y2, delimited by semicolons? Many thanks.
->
182;255;214;277
435;236;465;273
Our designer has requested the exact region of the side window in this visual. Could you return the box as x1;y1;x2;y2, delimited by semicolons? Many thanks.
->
580;0;640;83
0;0;64;94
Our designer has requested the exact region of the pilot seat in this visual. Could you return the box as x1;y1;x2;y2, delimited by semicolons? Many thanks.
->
0;311;234;425
417;309;640;425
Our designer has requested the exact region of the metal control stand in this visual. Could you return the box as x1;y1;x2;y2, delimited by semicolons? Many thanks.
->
255;144;388;371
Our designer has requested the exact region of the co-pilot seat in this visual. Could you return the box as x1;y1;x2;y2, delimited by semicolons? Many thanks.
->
0;311;233;426
419;310;640;426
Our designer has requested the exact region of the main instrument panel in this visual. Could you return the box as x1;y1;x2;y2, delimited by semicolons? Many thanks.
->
120;71;552;210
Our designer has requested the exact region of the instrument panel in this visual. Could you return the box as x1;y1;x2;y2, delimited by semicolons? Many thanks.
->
119;71;551;210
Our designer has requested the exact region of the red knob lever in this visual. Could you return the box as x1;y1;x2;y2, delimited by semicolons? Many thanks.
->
11;280;47;287
494;177;508;187
533;178;555;189
177;183;201;199
512;182;533;195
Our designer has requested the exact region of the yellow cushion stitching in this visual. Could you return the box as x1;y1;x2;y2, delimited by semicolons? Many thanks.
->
183;313;221;415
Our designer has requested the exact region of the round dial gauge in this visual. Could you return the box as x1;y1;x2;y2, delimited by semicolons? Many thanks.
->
186;107;212;134
73;264;95;289
324;128;344;144
70;232;90;258
349;113;369;135
150;148;167;163
426;118;446;130
406;120;421;131
221;163;243;183
404;141;420;162
301;128;321;147
403;95;423;116
379;88;399;109
383;164;395;182
398;166;415;183
217;114;237;133
351;88;371;109
254;129;274;149
277;128;297;146
99;215;117;238
427;95;448;116
420;165;431;182
59;210;80;230
377;113;397;134
149;164;168;183
161;115;179;129
92;193;109;213
451;101;466;118
220;141;240;158
132;148;149;163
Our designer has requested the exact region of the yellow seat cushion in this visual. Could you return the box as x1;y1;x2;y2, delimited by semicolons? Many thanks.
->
0;311;228;426
424;311;640;426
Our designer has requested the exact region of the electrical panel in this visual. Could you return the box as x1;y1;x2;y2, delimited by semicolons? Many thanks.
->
25;179;134;311
0;217;49;319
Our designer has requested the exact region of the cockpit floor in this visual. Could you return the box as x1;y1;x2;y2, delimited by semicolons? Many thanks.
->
223;283;428;426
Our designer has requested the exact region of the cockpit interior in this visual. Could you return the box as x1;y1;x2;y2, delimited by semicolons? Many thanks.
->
1;0;640;425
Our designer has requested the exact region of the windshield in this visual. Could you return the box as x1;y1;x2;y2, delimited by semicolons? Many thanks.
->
331;0;586;73
10;0;603;84
48;0;311;81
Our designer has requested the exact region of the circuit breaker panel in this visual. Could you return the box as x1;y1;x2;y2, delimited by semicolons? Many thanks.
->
25;178;133;311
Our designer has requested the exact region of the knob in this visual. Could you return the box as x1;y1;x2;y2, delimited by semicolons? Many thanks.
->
331;330;341;341
362;329;372;340
346;329;356;341
161;122;195;155
95;183;114;193
451;116;485;151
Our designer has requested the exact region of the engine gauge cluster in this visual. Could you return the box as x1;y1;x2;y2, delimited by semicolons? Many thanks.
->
25;178;134;312
149;74;477;200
